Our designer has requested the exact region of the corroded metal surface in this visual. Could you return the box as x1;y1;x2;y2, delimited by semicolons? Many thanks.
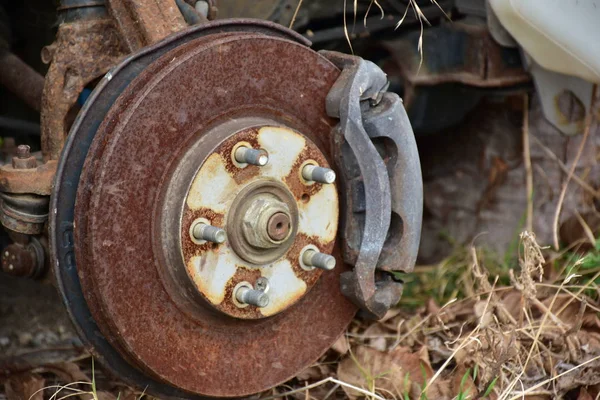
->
323;50;423;319
0;161;57;196
51;20;314;400
0;193;49;234
1;236;45;278
171;125;339;319
41;16;127;160
107;0;187;51
69;30;355;397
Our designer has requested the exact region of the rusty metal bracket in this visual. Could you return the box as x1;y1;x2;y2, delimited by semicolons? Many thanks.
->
107;0;188;52
41;11;128;161
322;50;423;319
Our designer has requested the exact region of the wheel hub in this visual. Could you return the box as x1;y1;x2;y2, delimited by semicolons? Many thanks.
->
160;123;339;319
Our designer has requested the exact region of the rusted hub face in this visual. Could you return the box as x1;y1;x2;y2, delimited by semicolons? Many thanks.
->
163;123;339;319
71;31;356;398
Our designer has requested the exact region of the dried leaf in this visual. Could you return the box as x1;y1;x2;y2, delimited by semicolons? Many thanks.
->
337;345;433;399
40;362;91;384
295;364;330;381
578;387;594;400
426;367;477;400
96;391;119;400
331;335;350;355
5;373;45;400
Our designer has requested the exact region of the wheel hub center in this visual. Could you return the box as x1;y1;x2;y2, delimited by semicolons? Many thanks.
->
227;179;298;265
159;119;340;320
241;195;292;248
267;212;291;241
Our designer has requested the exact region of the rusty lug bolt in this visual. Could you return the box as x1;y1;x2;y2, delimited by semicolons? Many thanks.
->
235;285;269;308
192;222;226;244
234;146;269;166
302;165;336;184
302;249;336;271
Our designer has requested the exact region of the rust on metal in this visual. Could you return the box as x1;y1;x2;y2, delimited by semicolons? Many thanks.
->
0;193;49;235
107;0;187;52
1;243;37;277
41;16;127;160
12;145;38;170
176;125;338;319
267;212;291;241
72;32;355;397
0;161;57;196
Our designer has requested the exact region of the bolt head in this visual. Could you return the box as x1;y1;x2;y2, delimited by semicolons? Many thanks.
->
213;229;226;244
255;292;269;308
322;170;336;184
255;277;270;293
242;197;292;249
16;145;31;159
12;145;37;169
257;154;269;166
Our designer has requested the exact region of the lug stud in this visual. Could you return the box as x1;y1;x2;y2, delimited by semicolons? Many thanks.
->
302;165;336;184
192;222;226;244
235;285;269;308
235;146;269;166
301;248;336;271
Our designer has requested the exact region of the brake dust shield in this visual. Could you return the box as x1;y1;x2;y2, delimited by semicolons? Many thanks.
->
51;20;356;399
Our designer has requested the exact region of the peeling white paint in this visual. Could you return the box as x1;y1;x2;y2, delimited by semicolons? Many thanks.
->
186;153;236;212
298;184;339;242
257;127;305;179
260;259;307;317
188;246;238;304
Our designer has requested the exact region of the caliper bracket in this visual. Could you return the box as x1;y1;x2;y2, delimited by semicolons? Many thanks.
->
322;50;423;319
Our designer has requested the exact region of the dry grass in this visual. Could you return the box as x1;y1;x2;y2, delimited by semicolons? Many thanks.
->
260;233;600;400
10;233;599;400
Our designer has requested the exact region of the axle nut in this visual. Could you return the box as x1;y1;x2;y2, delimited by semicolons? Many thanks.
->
241;197;292;249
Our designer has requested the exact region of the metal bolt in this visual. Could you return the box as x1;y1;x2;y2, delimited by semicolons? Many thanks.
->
16;145;31;159
242;197;292;249
13;144;37;169
235;285;269;308
302;249;336;271
192;222;226;244
302;165;336;184
234;146;269;166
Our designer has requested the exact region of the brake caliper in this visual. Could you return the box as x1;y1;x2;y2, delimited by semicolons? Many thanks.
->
323;51;423;319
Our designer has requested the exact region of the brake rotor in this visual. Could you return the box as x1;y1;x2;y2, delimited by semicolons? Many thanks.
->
51;20;356;398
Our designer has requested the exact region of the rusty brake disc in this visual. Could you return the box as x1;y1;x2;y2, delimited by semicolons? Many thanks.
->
51;20;356;399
